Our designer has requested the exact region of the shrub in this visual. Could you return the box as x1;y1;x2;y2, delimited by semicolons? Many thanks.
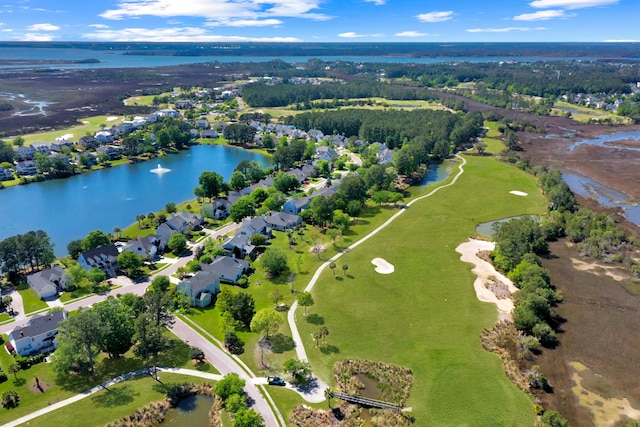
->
0;370;7;383
1;390;19;408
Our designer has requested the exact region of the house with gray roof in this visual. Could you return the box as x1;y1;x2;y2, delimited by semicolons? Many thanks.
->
201;256;250;284
16;160;38;176
315;146;338;162
265;211;302;232
221;235;257;260
156;211;203;242
122;235;163;260
27;265;68;299
283;196;311;215
78;245;119;278
237;216;272;240
8;311;67;356
201;198;232;220
0;167;13;181
177;271;220;307
32;143;51;155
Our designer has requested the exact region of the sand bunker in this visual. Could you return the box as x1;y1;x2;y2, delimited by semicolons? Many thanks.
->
456;239;519;321
106;116;119;121
56;134;74;141
371;258;394;274
509;190;528;196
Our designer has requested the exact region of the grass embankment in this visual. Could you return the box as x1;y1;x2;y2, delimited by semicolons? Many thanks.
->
298;154;546;425
0;331;215;425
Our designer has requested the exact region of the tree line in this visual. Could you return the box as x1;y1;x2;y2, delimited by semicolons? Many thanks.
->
0;230;55;279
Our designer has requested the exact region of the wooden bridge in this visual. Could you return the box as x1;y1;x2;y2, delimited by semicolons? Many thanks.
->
333;392;403;411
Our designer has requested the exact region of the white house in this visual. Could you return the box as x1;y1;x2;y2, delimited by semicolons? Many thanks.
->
121;235;162;260
78;245;120;277
27;265;68;299
8;311;67;357
16;160;38;176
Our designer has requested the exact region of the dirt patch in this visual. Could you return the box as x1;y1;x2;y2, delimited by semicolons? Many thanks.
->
571;258;629;282
28;379;50;393
534;240;640;426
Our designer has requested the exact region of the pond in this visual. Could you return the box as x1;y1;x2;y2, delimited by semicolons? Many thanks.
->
417;160;456;191
562;173;640;227
476;215;539;238
158;394;214;426
568;129;640;152
0;144;270;256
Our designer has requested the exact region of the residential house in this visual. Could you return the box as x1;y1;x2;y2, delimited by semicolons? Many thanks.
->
240;177;274;196
201;198;232;220
237;216;272;240
175;99;193;109
265;211;302;232
156;212;203;242
121;235;162;260
201;256;250;284
97;145;122;160
50;140;74;152
315;146;338;162
221;234;257;260
95;130;114;144
8;311;67;357
377;145;396;164
14;146;35;160
158;108;180;118
282;196;311;215
307;129;324;142
78;245;120;277
27;265;68;299
201;129;218;139
48;153;70;165
16;160;38;176
177;271;220;307
77;136;99;150
0;167;13;181
32;143;51;155
195;119;210;129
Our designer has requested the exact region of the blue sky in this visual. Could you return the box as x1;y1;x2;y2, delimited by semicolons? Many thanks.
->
0;0;637;43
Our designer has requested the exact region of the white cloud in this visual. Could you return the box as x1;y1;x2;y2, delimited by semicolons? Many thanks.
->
100;0;331;22
513;10;570;20
338;32;366;38
21;33;55;41
26;23;60;31
364;0;386;5
395;31;428;37
466;26;546;33
89;24;109;29
529;0;618;9
82;26;301;42
416;11;453;23
205;18;283;27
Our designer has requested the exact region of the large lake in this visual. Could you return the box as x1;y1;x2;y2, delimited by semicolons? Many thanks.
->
0;145;269;256
0;47;609;70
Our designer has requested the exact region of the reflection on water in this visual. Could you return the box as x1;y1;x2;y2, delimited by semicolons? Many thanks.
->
159;395;214;426
563;173;640;226
476;215;539;238
418;160;455;191
568;129;640;152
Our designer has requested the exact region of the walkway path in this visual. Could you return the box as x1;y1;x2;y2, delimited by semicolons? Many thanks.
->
287;155;467;368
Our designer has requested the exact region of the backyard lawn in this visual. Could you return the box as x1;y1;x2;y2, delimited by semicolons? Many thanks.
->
297;153;546;425
16;284;48;314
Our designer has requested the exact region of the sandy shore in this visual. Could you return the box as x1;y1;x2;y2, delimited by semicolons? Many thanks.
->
456;238;518;321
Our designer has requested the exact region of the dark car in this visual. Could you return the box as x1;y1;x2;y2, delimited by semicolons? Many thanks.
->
267;376;286;386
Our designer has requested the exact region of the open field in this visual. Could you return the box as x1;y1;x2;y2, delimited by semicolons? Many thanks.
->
551;101;631;124
298;154;546;425
18;115;123;145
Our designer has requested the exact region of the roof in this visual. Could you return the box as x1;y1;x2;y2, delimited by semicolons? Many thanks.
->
80;245;119;264
222;234;256;255
180;271;220;294
11;311;66;340
123;235;159;253
28;266;65;295
202;256;250;278
266;212;301;228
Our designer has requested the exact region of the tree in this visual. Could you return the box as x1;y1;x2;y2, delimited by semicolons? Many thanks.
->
475;141;488;154
329;262;336;276
117;250;143;278
250;308;283;339
332;209;351;231
87;268;106;289
262;134;275;150
215;373;246;401
273;172;299;193
94;298;135;358
230;171;247;191
150;275;171;293
190;346;206;363
224;331;245;355
143;290;174;328
345;200;362;218
283;359;312;385
326;228;340;244
167;233;188;255
1;390;19;408
12;136;24;147
67;239;84;258
249;233;267;247
297;292;314;315
8;364;19;381
2;295;12;312
338;175;368;202
198;171;225;201
324;388;334;408
271;288;284;307
260;248;289;278
82;230;112;251
53;308;105;378
112;226;122;239
218;290;255;328
310;196;334;227
165;202;177;213
342;263;349;276
233;409;265;427
136;214;146;228
66;262;88;289
541;410;569;427
229;196;256;223
133;312;167;379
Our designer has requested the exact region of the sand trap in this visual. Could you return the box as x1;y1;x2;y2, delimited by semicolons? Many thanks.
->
56;134;74;141
371;258;394;274
456;239;519;321
509;190;528;196
106;116;119;121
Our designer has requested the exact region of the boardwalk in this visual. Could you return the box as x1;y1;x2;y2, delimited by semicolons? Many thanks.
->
333;392;402;411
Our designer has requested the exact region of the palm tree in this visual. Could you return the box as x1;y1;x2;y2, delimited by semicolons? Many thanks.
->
113;226;122;239
324;388;334;408
135;214;146;228
8;364;19;381
329;262;336;276
342;263;349;276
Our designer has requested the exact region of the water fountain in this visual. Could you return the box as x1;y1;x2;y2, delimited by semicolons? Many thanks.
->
150;163;171;175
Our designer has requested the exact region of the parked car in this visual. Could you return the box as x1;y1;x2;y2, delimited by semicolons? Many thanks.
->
267;376;286;386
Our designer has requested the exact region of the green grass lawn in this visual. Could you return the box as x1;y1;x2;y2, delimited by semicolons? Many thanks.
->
19;115;123;146
16;284;48;314
551;101;630;124
297;154;545;426
18;373;215;427
0;330;214;426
